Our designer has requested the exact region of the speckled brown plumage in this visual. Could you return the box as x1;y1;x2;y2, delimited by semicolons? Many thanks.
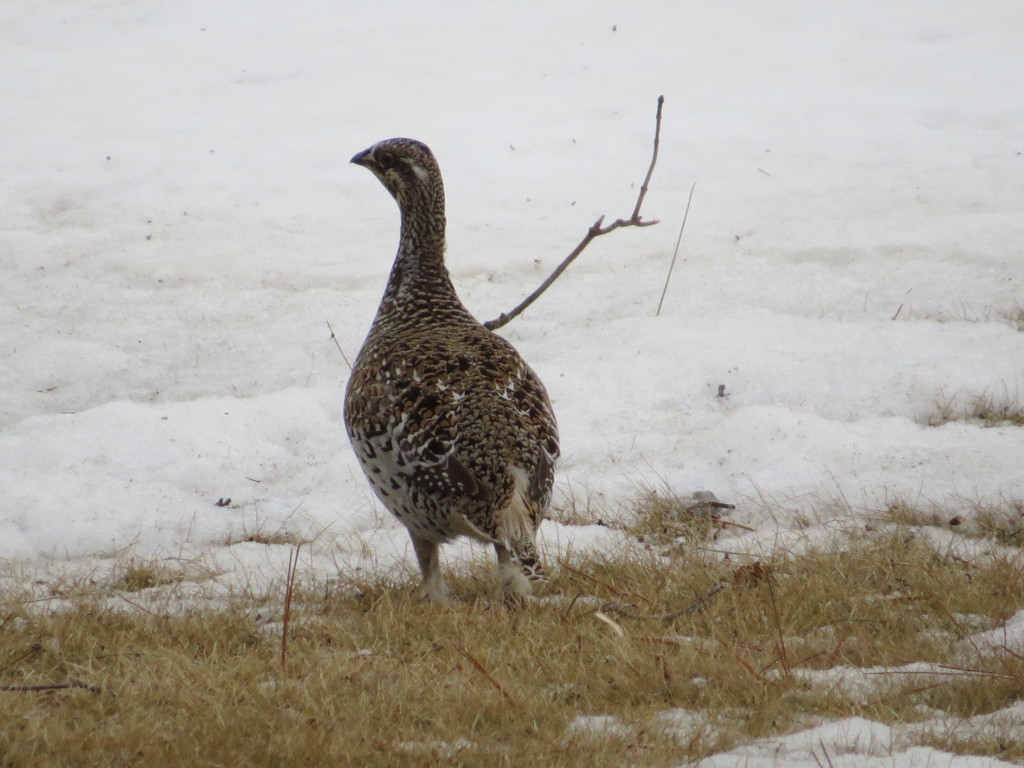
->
344;138;559;602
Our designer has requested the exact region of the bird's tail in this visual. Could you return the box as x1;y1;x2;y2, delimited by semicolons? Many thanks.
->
498;466;547;582
511;537;546;582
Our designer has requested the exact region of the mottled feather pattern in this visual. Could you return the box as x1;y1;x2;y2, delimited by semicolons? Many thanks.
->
344;138;559;601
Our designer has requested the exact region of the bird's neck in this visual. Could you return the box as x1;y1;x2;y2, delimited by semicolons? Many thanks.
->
375;207;474;326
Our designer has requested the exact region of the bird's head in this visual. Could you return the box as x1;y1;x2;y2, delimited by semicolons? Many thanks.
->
351;138;444;209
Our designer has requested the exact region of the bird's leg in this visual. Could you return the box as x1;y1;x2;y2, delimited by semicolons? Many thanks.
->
494;542;532;600
411;534;450;604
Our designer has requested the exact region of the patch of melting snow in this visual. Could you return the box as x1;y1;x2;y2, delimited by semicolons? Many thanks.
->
567;714;631;737
695;716;1020;768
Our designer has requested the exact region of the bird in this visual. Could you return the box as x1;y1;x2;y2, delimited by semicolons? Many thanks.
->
344;138;559;603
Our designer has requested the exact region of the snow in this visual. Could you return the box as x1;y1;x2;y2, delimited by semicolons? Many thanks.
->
2;1;1023;764
568;714;632;737
963;607;1024;655
572;709;1024;767
697;716;1022;768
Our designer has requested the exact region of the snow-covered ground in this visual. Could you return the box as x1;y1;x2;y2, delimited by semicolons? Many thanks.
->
3;1;1023;763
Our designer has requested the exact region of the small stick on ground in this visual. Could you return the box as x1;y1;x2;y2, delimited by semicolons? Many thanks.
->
557;558;653;603
326;321;352;369
560;591;583;621
712;518;756;532
998;644;1024;664
822;627;851;667
765;576;791;677
0;643;42;675
452;643;514;701
0;679;102;694
814;740;836;768
717;638;772;684
485;96;664;331
281;543;301;668
656;181;697;316
872;665;1023;682
113;592;162;617
600;583;725;620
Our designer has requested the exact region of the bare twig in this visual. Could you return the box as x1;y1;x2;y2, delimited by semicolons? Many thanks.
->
658;654;673;685
484;96;664;331
656;181;696;316
326;321;351;369
281;543;301;668
557;558;628;600
452;643;513;700
868;665;1023;682
0;643;42;675
765;576;791;677
940;606;982;657
113;592;162;617
599;583;726;620
711;518;756;532
998;644;1024;664
1;679;102;694
678;583;726;617
634;636;690;647
717;638;772;684
815;740;836;768
822;627;851;667
883;682;949;700
631;96;664;221
560;591;583;622
557;558;653;604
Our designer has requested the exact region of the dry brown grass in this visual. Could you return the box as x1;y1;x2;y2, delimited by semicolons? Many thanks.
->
918;730;1024;764
1002;305;1024;333
926;389;1024;428
883;497;1024;548
223;512;311;547
623;488;743;548
898;302;1024;332
2;497;1023;767
110;559;189;593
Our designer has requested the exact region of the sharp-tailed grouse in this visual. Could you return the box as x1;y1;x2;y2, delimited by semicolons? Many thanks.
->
344;138;559;602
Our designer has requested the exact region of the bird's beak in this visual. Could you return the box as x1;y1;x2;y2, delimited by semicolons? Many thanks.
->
350;147;372;167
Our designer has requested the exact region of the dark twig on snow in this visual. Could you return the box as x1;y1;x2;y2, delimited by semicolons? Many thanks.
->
655;181;696;316
484;96;664;331
326;321;352;369
813;740;837;768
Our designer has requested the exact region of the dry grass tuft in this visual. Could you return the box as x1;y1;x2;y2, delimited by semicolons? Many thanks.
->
925;389;1024;428
2;496;1023;766
1002;304;1024;333
897;302;1024;332
883;497;1024;548
551;484;614;527
223;517;309;547
624;488;738;546
111;558;187;592
917;728;1024;764
971;502;1024;548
